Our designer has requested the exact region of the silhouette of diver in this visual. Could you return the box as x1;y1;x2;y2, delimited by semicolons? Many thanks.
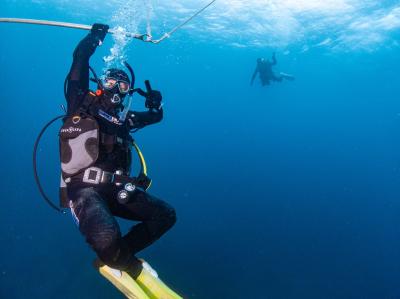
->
250;52;294;86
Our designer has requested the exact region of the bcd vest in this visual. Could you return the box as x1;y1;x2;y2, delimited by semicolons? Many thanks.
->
58;92;133;207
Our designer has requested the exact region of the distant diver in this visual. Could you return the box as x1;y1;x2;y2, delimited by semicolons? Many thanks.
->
60;23;181;298
250;52;295;87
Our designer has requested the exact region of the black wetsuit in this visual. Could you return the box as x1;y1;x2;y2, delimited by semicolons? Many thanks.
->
251;56;282;86
65;31;176;275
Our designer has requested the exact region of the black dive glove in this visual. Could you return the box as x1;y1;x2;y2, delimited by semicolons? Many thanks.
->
91;23;109;44
145;90;162;109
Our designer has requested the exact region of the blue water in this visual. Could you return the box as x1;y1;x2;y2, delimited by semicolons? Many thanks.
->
1;1;400;298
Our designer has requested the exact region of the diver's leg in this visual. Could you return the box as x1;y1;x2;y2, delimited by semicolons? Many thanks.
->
259;74;271;86
279;72;295;81
108;190;181;296
69;187;141;272
109;190;177;255
271;74;283;82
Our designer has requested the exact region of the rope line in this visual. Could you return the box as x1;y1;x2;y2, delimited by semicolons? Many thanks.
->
151;0;217;43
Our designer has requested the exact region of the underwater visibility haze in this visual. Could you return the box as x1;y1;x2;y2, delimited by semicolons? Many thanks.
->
1;0;400;298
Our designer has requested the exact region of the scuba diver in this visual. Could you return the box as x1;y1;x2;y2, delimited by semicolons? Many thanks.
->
250;52;294;87
60;23;177;283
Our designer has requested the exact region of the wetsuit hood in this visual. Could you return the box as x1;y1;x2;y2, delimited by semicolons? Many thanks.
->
104;68;131;85
100;63;136;109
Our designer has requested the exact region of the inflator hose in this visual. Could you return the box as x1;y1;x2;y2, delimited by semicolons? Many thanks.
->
33;115;65;213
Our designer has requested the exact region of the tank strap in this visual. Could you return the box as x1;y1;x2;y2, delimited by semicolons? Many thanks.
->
79;91;97;114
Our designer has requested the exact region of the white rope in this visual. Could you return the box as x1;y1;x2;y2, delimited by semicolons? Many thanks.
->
151;0;217;44
144;0;153;40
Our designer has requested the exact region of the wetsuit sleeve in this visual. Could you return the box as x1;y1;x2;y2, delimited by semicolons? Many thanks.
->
127;108;164;130
66;32;103;115
251;65;259;85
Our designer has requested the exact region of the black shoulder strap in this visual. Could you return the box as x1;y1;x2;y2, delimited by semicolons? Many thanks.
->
79;91;97;114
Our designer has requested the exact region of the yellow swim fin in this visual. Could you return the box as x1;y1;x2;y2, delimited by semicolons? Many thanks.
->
135;260;183;299
95;260;150;299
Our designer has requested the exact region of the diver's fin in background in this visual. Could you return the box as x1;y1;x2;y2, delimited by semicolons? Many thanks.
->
135;260;183;299
95;259;150;299
279;72;295;81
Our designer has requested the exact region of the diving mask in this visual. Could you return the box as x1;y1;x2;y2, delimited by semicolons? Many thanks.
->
103;77;130;94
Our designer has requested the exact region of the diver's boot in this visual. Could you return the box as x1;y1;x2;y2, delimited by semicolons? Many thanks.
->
94;258;150;299
279;72;295;81
132;259;183;299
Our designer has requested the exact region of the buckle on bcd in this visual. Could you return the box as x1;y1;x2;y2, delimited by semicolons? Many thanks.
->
82;167;102;184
